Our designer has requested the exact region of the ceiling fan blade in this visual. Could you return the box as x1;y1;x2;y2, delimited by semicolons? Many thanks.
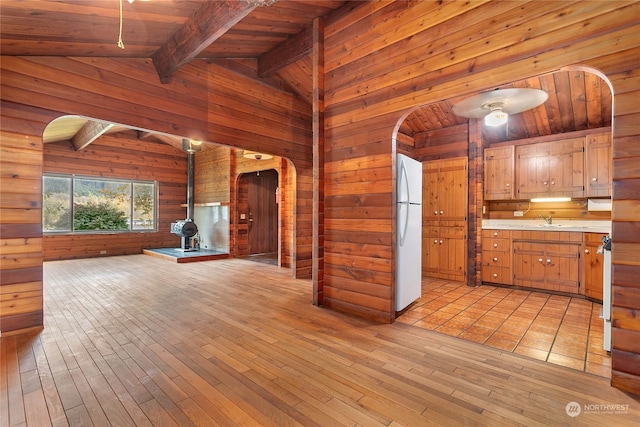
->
452;88;548;118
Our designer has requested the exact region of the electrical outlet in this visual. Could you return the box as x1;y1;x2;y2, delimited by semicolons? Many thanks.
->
513;211;524;217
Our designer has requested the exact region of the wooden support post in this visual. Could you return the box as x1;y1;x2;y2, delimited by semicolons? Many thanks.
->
312;17;324;306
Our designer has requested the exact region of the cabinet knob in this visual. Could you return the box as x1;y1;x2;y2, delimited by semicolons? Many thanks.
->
493;257;498;262
551;181;555;185
434;239;438;244
493;273;498;278
493;243;498;248
440;210;444;215
506;183;510;187
592;177;597;182
493;232;498;237
434;211;438;215
546;259;552;263
543;181;548;186
538;258;543;263
585;249;590;254
439;240;443;244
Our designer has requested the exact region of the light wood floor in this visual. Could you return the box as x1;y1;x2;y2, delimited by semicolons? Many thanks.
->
2;255;639;426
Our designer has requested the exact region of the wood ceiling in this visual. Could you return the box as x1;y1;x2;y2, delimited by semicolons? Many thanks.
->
1;1;612;150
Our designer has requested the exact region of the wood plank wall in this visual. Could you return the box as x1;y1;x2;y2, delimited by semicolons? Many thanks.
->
0;57;314;333
0;0;638;394
0;101;53;334
42;134;187;260
609;68;640;395
193;147;300;274
322;0;640;391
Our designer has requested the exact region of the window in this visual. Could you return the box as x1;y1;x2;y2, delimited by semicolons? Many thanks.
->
43;174;157;233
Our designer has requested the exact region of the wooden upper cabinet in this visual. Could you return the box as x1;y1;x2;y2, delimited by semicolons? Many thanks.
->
585;133;612;197
422;158;467;227
484;146;514;200
516;138;585;199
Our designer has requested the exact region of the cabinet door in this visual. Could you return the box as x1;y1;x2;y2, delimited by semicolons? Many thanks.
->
439;158;467;227
585;133;612;197
549;138;585;197
422;161;440;227
544;243;580;294
422;227;439;276
516;143;551;199
439;227;465;281
513;241;546;288
484;146;514;200
584;233;605;301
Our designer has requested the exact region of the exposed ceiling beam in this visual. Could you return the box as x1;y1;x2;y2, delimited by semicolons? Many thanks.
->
258;25;313;78
71;121;113;151
149;134;185;151
152;0;256;83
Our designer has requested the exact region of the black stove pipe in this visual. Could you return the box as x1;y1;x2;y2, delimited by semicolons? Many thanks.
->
187;150;195;221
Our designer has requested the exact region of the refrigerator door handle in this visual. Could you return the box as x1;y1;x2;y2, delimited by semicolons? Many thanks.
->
399;160;410;247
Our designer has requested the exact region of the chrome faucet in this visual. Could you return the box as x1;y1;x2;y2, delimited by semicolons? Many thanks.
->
539;214;553;225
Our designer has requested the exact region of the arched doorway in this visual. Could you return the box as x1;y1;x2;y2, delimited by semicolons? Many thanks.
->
392;68;614;378
237;169;279;264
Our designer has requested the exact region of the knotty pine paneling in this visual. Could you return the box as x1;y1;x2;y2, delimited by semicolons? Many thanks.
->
322;0;639;331
0;102;52;334
609;66;640;395
0;54;314;333
193;147;305;277
42;134;188;261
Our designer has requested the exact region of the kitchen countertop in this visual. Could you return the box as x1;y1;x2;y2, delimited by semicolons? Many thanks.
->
482;219;611;233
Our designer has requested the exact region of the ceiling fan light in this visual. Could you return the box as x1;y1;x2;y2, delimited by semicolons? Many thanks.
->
484;109;508;127
243;150;273;160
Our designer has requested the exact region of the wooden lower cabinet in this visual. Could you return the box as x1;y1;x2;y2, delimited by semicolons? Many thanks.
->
481;229;512;285
423;226;465;282
583;233;606;301
513;234;581;294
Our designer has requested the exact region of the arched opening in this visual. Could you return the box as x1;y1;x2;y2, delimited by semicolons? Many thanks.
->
236;169;279;265
40;116;296;269
392;67;614;378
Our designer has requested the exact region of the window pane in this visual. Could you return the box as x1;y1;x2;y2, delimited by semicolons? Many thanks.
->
133;182;155;230
73;178;131;231
43;176;72;232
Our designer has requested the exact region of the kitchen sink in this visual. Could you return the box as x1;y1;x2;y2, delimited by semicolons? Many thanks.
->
538;223;563;227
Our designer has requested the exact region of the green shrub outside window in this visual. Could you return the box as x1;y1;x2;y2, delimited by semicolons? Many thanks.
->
43;174;156;233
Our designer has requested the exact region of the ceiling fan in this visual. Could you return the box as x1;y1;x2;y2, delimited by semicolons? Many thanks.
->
452;88;548;127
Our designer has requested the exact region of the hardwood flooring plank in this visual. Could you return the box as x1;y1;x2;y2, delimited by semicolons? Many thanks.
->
4;255;638;426
67;368;110;427
3;337;26;427
31;335;68;427
22;389;51;427
138;399;179;427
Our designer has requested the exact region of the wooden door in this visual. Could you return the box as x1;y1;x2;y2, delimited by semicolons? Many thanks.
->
584;233;606;301
246;169;278;255
545;243;580;294
439;229;466;281
549;138;585;198
439;158;467;227
585;133;612;197
513;241;546;288
422;228;440;276
516;143;550;199
422;161;440;227
484;146;514;200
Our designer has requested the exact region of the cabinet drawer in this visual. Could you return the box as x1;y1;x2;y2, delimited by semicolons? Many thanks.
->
483;229;510;239
482;251;511;268
482;266;512;285
483;237;510;252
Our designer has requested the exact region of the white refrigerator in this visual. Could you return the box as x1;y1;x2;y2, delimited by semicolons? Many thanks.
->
396;154;423;311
